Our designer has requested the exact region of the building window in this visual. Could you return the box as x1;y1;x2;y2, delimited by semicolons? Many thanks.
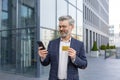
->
40;0;56;29
1;0;8;30
20;4;35;27
0;0;37;77
2;0;8;11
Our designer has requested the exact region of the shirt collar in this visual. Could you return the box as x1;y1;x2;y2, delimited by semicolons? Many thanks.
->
60;37;71;42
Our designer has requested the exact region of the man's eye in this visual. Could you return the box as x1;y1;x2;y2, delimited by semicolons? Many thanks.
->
59;26;61;28
62;26;67;28
62;26;65;28
59;25;67;28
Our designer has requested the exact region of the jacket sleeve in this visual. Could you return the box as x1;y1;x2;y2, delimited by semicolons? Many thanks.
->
40;41;51;66
73;42;87;69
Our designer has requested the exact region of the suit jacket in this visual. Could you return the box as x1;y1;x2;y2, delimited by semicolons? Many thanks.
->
40;37;87;80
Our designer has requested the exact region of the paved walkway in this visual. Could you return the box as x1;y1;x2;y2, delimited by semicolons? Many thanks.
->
79;55;120;80
0;55;120;80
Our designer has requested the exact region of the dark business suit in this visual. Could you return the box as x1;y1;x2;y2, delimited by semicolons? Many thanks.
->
40;37;87;80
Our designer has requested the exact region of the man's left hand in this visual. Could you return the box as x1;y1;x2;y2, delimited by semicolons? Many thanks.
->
68;48;76;60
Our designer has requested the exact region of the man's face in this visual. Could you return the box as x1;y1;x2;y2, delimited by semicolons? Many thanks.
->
59;20;74;38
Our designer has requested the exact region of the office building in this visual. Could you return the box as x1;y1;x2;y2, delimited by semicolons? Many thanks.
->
114;25;120;47
109;25;115;45
83;0;109;53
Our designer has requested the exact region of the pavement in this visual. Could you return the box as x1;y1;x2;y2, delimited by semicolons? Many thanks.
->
79;55;120;80
0;54;120;80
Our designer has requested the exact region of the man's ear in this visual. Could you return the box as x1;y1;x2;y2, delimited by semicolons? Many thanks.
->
71;25;74;29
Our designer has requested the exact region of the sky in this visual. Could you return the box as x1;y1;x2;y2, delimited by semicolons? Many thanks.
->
109;0;120;33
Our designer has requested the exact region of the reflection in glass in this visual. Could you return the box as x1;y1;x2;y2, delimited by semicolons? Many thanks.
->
77;0;83;10
20;4;35;27
2;0;8;30
16;28;36;75
0;28;36;76
68;0;76;6
0;0;37;77
57;0;67;19
1;12;8;30
2;0;8;11
40;0;56;29
69;5;76;34
77;11;83;41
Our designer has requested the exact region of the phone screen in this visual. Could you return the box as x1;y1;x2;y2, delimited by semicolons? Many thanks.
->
37;41;45;50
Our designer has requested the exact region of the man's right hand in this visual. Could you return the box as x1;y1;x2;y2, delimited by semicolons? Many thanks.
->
38;47;48;59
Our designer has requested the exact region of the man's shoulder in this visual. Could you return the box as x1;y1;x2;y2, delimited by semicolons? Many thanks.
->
49;38;60;43
72;38;83;44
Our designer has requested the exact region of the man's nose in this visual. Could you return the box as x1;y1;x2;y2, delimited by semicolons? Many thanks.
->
60;27;63;30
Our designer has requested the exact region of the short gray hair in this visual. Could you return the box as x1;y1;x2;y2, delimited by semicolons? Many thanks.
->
58;15;75;26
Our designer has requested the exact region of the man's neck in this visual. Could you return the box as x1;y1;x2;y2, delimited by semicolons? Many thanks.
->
61;36;71;42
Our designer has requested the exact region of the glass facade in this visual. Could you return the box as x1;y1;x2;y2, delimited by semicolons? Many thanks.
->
0;0;37;77
0;0;83;78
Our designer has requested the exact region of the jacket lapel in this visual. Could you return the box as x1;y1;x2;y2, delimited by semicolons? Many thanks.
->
70;38;75;48
56;38;60;65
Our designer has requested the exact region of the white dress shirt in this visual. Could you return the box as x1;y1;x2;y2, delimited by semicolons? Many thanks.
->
58;39;71;79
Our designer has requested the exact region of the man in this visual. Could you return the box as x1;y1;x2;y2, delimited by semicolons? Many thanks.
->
38;15;87;80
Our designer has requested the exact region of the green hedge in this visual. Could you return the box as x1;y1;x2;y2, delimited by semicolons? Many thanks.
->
109;45;116;49
100;45;106;50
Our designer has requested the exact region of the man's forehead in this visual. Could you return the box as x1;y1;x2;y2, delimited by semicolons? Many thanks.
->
59;20;69;24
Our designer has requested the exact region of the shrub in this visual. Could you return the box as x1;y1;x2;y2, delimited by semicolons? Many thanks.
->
91;41;98;51
100;45;106;50
113;45;116;49
109;45;116;49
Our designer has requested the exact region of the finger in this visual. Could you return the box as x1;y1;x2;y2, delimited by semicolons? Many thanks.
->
42;50;48;54
68;49;74;53
39;50;48;54
68;47;74;50
38;50;48;57
68;50;76;55
38;47;43;50
38;50;47;55
68;48;74;52
68;53;74;58
69;48;76;53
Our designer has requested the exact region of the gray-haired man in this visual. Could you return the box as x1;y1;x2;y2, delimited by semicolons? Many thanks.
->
38;15;87;80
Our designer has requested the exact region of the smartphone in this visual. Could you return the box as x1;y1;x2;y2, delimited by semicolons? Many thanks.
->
37;41;45;50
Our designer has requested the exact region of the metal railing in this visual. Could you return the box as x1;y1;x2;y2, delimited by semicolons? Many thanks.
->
116;47;120;59
104;47;120;59
105;49;116;59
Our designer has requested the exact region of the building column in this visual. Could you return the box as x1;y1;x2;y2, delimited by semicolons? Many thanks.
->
91;31;94;48
15;0;22;73
0;0;2;66
88;30;90;53
94;32;96;41
0;0;1;28
35;0;40;77
99;34;101;45
89;31;92;52
83;27;86;52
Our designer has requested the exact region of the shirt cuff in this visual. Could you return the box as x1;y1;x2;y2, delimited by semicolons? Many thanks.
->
71;56;76;63
41;57;45;62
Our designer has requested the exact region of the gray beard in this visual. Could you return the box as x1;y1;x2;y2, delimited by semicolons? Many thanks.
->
60;34;67;38
59;31;71;38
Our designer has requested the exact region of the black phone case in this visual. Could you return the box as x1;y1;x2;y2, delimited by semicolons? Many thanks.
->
37;41;45;50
